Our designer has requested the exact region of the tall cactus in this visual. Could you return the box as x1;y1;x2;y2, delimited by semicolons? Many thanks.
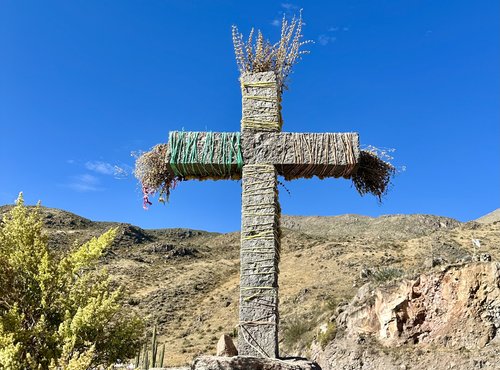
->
136;324;165;369
159;343;165;367
134;347;141;369
151;324;158;367
142;342;148;370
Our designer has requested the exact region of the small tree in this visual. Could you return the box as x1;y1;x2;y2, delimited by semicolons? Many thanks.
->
0;194;144;369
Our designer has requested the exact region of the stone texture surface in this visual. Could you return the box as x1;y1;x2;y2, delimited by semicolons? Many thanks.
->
239;164;280;358
216;334;238;357
312;262;500;370
192;356;321;370
241;132;359;179
240;71;281;132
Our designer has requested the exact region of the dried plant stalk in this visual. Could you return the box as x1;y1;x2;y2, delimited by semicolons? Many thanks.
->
232;10;312;93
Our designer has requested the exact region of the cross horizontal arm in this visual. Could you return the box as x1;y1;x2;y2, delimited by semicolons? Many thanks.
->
163;130;359;181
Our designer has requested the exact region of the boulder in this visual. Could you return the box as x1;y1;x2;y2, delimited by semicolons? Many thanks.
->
216;334;238;357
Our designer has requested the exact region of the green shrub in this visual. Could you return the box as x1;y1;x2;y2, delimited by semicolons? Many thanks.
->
0;194;144;369
371;267;404;283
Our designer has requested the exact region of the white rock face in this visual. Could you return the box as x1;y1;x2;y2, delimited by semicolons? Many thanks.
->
313;262;500;370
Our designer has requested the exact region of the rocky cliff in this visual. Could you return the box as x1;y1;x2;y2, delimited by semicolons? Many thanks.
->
313;262;500;370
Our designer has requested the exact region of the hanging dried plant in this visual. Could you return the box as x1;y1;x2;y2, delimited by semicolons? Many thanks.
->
134;144;182;208
352;150;396;201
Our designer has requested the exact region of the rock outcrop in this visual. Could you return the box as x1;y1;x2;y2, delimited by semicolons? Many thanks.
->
216;335;238;357
314;262;500;370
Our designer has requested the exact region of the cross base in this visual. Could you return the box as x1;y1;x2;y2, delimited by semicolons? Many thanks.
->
192;356;322;370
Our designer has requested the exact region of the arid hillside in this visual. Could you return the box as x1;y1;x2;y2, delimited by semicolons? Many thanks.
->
1;205;498;367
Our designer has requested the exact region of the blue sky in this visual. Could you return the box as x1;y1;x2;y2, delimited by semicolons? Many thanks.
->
1;1;498;232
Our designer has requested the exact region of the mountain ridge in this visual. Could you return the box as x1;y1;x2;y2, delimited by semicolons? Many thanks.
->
476;208;500;224
0;204;463;236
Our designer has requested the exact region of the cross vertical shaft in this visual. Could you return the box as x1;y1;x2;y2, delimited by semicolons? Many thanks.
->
238;71;282;357
239;164;280;357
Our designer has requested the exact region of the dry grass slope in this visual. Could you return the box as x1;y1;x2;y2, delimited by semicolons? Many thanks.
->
476;208;500;224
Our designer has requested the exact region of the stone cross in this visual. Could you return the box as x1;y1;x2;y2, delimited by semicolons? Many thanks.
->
164;71;359;358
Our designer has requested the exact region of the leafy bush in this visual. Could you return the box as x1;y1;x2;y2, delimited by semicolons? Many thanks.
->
0;194;144;369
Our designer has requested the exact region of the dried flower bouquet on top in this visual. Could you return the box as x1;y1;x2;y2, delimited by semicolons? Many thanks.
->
232;11;312;93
